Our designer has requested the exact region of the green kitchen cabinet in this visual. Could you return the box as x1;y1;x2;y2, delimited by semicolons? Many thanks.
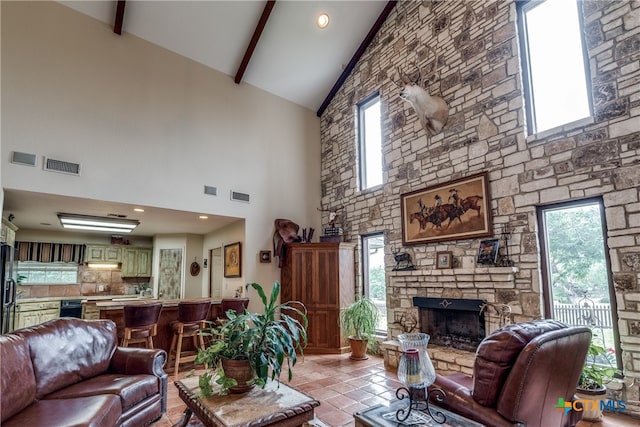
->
122;247;152;277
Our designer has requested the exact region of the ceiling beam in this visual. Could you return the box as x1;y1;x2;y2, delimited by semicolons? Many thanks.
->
113;1;126;35
316;1;397;117
234;1;276;84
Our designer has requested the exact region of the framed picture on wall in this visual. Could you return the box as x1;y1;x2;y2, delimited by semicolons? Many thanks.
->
224;242;242;278
436;251;453;269
400;172;492;245
259;250;271;263
477;239;500;265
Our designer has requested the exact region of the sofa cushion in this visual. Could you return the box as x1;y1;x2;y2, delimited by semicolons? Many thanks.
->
1;395;121;427
45;373;160;412
15;318;118;398
0;334;37;422
472;319;566;406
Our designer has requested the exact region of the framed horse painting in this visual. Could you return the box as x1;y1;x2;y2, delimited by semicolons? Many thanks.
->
400;172;493;245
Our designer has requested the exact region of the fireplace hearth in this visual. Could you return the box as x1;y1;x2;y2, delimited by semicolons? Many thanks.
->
413;297;486;352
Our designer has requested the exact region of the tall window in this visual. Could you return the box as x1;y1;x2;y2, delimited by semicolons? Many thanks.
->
358;94;382;190
362;233;386;332
518;0;591;134
537;197;621;371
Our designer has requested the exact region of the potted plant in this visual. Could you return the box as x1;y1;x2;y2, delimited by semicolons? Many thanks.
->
195;281;307;396
576;338;621;421
339;294;380;360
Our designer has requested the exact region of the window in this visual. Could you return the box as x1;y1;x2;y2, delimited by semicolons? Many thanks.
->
17;262;79;285
362;233;386;332
358;94;382;190
537;197;621;371
518;0;591;134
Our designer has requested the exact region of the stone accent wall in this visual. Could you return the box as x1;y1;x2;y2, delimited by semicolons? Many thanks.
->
320;0;640;416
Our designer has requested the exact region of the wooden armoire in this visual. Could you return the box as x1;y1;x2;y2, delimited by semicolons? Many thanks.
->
280;242;355;354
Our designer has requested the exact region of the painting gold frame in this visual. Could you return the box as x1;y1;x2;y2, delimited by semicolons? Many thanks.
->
223;242;241;278
401;172;492;245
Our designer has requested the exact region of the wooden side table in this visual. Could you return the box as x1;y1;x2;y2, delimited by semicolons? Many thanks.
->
173;376;319;427
354;401;485;427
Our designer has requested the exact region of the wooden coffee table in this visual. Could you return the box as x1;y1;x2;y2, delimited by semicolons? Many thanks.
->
173;376;320;427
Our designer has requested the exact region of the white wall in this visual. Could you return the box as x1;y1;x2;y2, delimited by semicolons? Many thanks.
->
1;1;322;298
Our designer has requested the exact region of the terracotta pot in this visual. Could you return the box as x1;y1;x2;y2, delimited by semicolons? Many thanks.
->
575;386;607;421
348;336;369;361
221;358;255;393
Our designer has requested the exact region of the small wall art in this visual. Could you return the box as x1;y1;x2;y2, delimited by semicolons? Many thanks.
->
436;251;453;269
259;250;271;263
477;238;500;265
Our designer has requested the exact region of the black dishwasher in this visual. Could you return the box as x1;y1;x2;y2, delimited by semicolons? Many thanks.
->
60;299;83;318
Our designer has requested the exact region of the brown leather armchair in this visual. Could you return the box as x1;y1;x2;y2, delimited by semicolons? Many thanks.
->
429;319;591;427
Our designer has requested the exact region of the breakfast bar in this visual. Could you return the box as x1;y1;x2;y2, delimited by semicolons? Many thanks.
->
96;298;224;353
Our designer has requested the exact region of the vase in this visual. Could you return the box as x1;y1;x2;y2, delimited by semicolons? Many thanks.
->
397;333;436;389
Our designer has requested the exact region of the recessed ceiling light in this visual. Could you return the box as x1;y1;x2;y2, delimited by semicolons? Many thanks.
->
317;13;329;29
134;208;144;212
199;215;208;219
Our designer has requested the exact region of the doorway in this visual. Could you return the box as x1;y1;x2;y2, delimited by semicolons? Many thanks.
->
537;197;621;369
209;247;223;299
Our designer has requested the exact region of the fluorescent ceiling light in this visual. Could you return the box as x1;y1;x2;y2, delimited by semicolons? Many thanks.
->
88;262;119;269
58;213;140;233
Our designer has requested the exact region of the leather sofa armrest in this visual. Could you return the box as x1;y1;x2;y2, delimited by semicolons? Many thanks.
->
431;374;516;427
110;347;168;413
109;347;168;378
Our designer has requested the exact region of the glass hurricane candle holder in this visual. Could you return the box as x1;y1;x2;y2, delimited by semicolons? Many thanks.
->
395;333;446;424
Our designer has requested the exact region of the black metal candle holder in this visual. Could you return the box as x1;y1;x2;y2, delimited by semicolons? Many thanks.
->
395;386;447;424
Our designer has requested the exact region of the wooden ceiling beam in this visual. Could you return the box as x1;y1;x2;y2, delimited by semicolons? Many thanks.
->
234;1;276;84
114;1;126;35
316;1;397;117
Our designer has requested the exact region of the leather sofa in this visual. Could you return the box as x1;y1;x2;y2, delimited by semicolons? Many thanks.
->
429;319;591;427
1;317;168;427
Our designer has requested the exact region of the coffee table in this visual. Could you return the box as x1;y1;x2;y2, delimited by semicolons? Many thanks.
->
354;400;485;427
173;376;320;427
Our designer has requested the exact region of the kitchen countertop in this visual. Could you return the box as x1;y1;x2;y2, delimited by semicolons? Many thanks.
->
95;297;221;309
16;295;152;303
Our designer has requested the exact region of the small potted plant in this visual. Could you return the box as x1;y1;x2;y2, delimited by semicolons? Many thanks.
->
338;294;380;360
576;338;621;421
195;281;307;396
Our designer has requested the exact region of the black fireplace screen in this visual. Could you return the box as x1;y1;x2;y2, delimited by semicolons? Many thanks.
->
413;297;486;352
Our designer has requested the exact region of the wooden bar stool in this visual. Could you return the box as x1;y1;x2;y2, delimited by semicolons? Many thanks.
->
120;303;163;349
219;298;249;322
168;300;211;376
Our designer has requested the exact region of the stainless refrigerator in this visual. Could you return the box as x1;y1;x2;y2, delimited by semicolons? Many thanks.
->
1;242;16;334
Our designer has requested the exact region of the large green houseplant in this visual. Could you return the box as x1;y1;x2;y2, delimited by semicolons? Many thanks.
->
339;294;380;360
195;281;308;396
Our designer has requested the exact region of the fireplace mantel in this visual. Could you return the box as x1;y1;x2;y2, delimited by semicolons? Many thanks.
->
388;266;519;282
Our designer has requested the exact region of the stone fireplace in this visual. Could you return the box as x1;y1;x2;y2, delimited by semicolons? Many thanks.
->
413;297;486;352
382;267;520;376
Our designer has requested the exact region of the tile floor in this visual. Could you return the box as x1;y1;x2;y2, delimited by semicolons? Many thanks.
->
152;353;639;427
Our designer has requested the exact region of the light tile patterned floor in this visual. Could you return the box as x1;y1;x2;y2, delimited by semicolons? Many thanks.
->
152;353;639;427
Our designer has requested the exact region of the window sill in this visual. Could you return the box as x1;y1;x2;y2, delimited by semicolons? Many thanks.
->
526;116;595;144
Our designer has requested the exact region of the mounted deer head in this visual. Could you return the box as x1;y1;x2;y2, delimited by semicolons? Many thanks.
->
396;64;449;136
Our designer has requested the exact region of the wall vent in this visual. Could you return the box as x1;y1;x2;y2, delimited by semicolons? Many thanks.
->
204;185;217;196
44;157;81;175
230;191;250;203
11;151;37;167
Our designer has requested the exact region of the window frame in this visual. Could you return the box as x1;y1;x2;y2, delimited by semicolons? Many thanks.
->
516;0;593;135
357;92;382;190
17;261;80;285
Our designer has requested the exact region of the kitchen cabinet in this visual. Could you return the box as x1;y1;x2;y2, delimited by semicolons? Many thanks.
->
1;219;17;245
121;247;152;277
280;242;355;354
82;302;100;320
15;300;60;329
85;245;122;263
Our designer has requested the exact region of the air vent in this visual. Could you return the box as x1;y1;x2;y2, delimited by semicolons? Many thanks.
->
204;185;217;196
44;157;81;175
230;190;250;203
107;213;127;218
11;151;37;167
